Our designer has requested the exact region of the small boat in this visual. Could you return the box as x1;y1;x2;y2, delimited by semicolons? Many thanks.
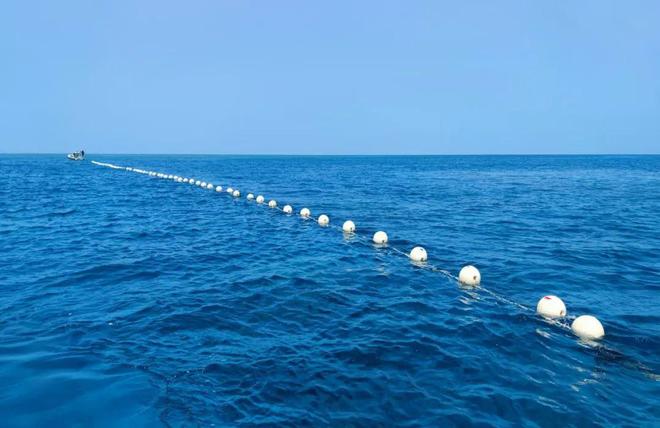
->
67;150;85;161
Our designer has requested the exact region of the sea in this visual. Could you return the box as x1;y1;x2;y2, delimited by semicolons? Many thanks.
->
0;154;658;427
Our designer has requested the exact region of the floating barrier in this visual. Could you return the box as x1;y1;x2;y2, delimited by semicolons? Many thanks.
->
536;295;566;319
458;265;481;286
409;246;428;262
571;315;605;340
342;220;356;233
90;160;612;346
373;231;388;244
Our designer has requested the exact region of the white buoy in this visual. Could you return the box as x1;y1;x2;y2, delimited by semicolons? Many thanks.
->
300;208;311;218
200;181;207;187
342;220;356;233
190;180;195;185
214;185;221;192
268;200;277;208
571;315;605;340
206;183;214;190
195;180;201;186
458;265;481;286
256;195;265;204
372;231;388;244
409;246;428;262
536;296;567;318
233;190;240;197
226;187;233;193
247;193;255;200
318;214;329;226
283;205;293;214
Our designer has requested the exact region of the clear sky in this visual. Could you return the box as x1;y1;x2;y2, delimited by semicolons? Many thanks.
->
1;1;659;154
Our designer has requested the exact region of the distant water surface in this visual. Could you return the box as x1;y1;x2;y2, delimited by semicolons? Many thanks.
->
0;155;658;426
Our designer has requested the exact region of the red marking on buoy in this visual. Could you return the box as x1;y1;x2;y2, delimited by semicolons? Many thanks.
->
544;296;552;300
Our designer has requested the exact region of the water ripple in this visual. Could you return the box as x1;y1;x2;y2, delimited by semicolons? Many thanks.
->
0;155;658;426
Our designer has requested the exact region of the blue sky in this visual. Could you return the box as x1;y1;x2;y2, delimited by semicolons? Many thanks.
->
1;1;659;154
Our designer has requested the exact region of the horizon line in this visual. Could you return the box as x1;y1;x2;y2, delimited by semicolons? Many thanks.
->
2;152;660;156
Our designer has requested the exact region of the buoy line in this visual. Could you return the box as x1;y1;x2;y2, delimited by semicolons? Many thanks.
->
90;160;616;345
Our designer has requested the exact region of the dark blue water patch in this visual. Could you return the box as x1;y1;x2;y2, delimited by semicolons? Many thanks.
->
0;154;659;426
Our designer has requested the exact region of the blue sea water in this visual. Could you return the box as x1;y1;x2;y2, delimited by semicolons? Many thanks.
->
0;154;658;427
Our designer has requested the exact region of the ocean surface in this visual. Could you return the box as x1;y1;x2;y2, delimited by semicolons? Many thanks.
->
0;154;658;427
